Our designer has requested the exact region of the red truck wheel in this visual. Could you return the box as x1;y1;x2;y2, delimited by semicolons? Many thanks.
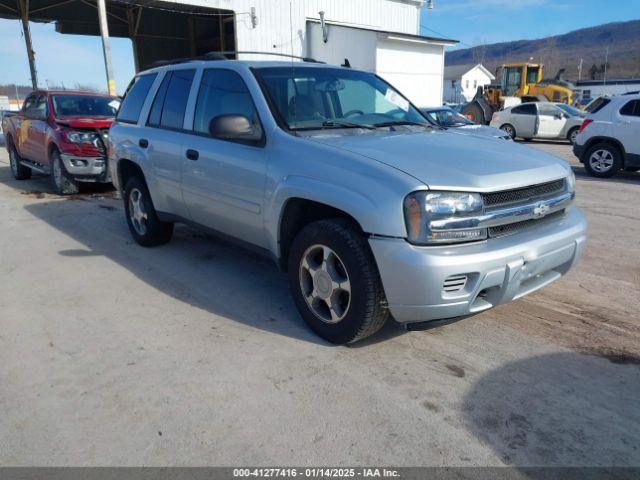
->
8;140;32;180
50;150;79;195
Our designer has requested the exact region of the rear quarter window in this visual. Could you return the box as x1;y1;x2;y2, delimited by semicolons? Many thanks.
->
116;73;158;124
585;97;610;114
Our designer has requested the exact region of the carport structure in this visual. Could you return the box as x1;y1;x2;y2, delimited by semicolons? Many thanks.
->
0;0;237;94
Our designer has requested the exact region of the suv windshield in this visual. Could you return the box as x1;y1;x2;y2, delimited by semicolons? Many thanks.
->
255;66;428;131
423;108;472;127
52;94;120;117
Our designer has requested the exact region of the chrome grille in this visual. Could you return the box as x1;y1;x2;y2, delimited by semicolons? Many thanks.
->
482;179;566;209
488;210;566;238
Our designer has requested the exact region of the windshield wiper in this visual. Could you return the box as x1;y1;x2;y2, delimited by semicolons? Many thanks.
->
321;120;376;130
373;120;432;129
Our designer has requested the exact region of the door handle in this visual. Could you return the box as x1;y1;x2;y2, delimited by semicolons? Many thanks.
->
139;138;148;148
186;149;199;161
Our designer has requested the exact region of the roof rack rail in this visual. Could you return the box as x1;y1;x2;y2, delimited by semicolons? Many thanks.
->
150;51;324;68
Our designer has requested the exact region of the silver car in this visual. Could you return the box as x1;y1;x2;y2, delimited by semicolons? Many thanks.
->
490;102;585;143
421;106;512;141
109;59;587;344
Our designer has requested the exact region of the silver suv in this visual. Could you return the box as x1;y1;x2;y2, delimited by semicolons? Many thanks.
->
109;59;587;344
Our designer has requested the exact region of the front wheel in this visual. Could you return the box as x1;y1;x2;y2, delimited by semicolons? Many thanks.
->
123;176;173;247
288;219;388;344
50;149;79;195
584;143;622;178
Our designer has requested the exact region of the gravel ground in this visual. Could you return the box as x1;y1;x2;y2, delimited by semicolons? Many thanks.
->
0;139;638;467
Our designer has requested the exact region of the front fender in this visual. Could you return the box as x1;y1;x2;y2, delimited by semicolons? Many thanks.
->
265;175;407;259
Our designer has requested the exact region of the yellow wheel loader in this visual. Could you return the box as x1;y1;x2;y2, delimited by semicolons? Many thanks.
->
461;63;574;124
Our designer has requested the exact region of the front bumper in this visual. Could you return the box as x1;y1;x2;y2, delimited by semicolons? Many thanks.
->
369;206;587;324
60;154;110;182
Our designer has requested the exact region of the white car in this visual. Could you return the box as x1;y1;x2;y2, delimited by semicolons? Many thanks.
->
573;94;640;177
490;102;585;143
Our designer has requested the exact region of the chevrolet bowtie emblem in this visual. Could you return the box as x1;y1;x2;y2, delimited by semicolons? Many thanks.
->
533;203;550;218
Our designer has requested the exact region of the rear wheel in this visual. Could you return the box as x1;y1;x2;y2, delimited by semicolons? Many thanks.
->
567;127;579;145
50;149;79;195
584;143;622;178
288;219;388;344
500;124;516;139
8;140;31;180
123;176;173;246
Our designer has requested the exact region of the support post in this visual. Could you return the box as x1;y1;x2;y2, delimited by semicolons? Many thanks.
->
126;7;141;72
97;0;116;95
18;0;38;89
187;16;196;56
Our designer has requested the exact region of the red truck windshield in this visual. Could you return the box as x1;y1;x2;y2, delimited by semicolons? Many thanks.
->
52;94;120;117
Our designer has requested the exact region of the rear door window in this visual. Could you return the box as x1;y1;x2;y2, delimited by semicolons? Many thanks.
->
117;73;157;124
511;104;536;115
147;73;172;127
158;69;195;130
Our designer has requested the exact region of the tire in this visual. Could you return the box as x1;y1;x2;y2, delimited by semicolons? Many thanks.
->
288;218;389;344
7;139;31;180
123;175;173;247
583;143;622;178
500;124;516;139
567;127;579;145
50;149;79;195
460;102;486;125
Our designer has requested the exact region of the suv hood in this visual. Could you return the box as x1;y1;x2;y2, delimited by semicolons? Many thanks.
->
308;129;569;191
55;115;114;129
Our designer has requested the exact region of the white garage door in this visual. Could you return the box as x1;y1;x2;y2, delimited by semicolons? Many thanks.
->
376;38;444;108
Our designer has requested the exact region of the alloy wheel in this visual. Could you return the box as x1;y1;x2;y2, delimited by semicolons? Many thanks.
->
570;129;578;144
589;149;614;173
299;244;351;324
128;188;148;236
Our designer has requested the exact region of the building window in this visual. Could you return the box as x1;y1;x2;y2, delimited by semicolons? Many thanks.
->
583;90;591;100
465;80;469;89
473;80;477;89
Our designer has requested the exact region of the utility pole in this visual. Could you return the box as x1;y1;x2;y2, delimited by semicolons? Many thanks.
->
97;0;116;96
18;0;38;89
578;58;583;81
603;47;609;85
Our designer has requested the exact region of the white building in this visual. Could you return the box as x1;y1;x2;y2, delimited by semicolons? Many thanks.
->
166;0;457;107
574;79;640;103
443;63;495;104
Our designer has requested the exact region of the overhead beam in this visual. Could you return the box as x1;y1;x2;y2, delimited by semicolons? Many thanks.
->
18;0;38;89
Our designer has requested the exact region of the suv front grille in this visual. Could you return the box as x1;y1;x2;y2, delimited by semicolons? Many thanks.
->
488;210;566;238
482;179;566;209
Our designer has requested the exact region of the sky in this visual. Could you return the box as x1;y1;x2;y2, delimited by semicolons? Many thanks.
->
420;0;637;49
0;0;637;95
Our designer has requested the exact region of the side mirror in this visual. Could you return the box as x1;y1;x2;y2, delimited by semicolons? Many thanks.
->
209;114;262;142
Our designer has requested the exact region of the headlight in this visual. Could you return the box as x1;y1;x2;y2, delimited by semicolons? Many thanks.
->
404;191;486;245
65;131;98;143
566;169;576;194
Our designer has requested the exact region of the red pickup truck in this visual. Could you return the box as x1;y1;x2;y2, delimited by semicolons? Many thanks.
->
2;90;120;194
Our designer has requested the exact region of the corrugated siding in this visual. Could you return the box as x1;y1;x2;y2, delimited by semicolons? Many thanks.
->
162;0;421;57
